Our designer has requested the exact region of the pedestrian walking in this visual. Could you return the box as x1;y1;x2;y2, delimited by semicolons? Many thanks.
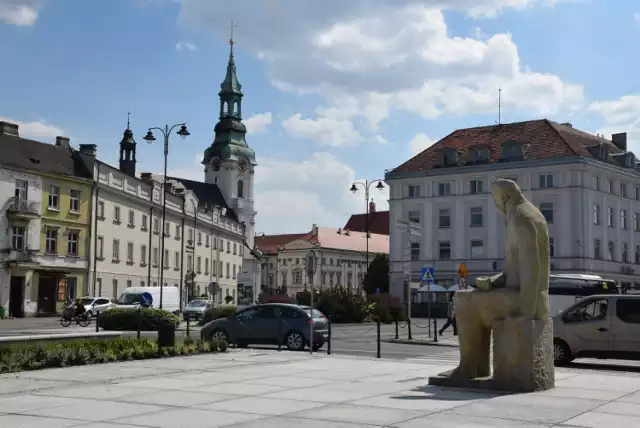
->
439;293;457;336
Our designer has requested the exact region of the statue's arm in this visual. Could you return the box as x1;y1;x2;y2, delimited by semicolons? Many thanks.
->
517;220;540;318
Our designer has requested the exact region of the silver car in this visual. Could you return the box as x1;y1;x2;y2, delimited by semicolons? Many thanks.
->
182;299;212;321
200;303;329;351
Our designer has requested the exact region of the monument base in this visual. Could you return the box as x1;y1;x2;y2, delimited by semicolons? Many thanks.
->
428;317;555;393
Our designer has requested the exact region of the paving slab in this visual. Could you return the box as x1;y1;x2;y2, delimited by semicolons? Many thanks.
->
0;349;639;427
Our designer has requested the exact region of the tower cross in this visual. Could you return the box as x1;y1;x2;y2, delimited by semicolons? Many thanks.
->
229;20;237;46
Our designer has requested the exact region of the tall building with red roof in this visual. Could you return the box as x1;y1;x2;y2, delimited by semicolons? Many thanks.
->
385;119;639;299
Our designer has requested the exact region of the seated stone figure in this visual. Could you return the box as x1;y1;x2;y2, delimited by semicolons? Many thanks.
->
429;179;554;392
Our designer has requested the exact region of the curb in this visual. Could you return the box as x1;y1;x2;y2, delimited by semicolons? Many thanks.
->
382;338;460;348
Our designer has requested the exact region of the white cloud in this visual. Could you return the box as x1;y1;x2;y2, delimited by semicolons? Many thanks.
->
0;116;64;139
588;95;640;153
0;1;40;26
409;133;436;155
634;12;640;22
163;154;204;182
175;41;197;51
244;112;272;134
178;1;583;146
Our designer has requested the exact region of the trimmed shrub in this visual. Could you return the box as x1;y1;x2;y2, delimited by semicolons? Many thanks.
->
199;305;237;326
98;308;179;331
0;337;225;374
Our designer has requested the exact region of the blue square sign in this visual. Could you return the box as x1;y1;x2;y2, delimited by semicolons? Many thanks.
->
421;267;435;283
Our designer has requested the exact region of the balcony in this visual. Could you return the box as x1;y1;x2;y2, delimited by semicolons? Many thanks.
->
7;197;41;221
1;247;40;269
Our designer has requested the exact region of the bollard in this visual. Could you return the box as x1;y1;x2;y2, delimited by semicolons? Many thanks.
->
394;318;399;340
327;320;332;355
95;311;100;333
376;318;381;359
407;318;413;341
186;318;190;339
434;319;438;342
136;308;141;340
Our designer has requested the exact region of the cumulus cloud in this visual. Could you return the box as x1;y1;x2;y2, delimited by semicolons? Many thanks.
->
0;116;64;139
0;0;41;26
588;95;640;153
409;133;436;155
175;41;197;52
244;112;272;134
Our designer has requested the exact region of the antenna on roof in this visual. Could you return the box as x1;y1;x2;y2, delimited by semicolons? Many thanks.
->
497;88;502;125
126;112;131;129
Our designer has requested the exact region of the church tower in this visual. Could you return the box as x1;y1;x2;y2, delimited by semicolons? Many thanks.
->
118;114;137;177
202;32;257;252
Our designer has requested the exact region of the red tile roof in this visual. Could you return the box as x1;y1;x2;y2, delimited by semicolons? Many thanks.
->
255;233;313;253
391;119;625;174
255;227;389;254
344;211;390;235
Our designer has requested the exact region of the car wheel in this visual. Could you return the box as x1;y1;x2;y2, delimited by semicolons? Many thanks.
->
285;331;305;352
211;329;229;344
553;339;573;366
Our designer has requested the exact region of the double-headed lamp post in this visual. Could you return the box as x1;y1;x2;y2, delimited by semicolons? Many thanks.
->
349;179;385;281
143;123;190;309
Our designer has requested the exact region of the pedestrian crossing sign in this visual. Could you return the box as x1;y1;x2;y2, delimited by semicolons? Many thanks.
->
421;267;435;283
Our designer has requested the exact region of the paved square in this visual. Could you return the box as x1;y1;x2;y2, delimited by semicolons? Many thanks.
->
0;349;639;427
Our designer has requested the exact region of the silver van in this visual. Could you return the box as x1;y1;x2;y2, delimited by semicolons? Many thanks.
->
553;294;640;365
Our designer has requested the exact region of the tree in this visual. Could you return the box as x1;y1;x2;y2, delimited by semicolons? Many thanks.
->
362;253;389;295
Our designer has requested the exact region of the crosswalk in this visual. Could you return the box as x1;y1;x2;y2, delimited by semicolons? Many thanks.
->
403;349;461;365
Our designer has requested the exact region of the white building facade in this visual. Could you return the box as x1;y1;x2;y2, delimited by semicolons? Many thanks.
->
0;166;42;316
386;120;640;299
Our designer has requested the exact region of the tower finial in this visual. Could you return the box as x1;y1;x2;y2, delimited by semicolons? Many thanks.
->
228;20;237;54
127;112;131;129
497;88;502;125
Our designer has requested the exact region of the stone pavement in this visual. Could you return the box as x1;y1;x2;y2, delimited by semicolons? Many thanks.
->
1;349;640;427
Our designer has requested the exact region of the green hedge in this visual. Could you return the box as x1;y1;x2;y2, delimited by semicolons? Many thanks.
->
0;337;227;374
98;308;180;331
199;305;237;326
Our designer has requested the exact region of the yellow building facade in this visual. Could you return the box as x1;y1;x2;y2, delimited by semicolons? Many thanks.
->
35;173;92;314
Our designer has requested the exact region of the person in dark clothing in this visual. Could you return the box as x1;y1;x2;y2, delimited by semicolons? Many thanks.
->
439;292;457;336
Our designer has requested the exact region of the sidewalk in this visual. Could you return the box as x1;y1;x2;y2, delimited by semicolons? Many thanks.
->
1;349;639;427
384;332;460;347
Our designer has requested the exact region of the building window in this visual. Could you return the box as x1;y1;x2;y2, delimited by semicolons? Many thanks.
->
188;228;194;243
621;183;628;198
112;239;120;261
205;257;209;275
67;231;78;256
127;242;134;263
226;262;230;279
410;242;420;261
635;246;640;264
470;240;483;258
197;231;202;245
11;227;25;250
636;186;640;201
212;260;217;276
469;180;483;194
48;185;60;210
539;174;554;189
213;237;218;250
187;254;193;271
113;206;121;223
140;245;147;265
233;243;237;255
608;241;615;261
197;256;202;273
621;210;629;230
154;218;160;234
438;208;451;228
237;180;244;198
470;207;483;227
45;228;57;254
292;269;303;284
205;234;210;247
622;243;629;263
408;210;420;224
227;241;231;253
220;261;223;275
141;214;148;231
635;213;639;232
594;239;601;260
97;236;104;259
97;201;105;219
408;185;421;198
607;207;614;227
15;179;28;201
540;203;554;223
593;204;600;225
438;241;451;260
69;190;80;213
67;277;77;301
549;238;555;258
175;251;180;269
164;249;169;268
153;247;159;267
593;176;600;191
437;182;451;196
128;209;135;227
608;179;613;194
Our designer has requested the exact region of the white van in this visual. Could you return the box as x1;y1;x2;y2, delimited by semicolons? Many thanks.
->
114;287;180;314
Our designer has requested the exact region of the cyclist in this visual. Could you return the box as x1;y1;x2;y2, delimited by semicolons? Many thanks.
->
73;299;86;319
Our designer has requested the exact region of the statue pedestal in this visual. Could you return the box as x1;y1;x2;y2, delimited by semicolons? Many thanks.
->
492;317;555;392
428;317;555;393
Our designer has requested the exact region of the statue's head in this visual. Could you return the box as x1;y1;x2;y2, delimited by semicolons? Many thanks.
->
491;179;522;214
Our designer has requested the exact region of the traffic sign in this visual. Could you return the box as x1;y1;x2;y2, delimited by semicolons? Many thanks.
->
458;263;468;278
140;292;153;308
421;267;435;283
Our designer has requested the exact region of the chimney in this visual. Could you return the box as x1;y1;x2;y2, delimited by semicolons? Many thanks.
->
612;132;627;151
369;199;376;213
140;172;153;184
560;122;573;128
79;144;97;157
55;136;70;149
312;224;318;235
0;121;19;136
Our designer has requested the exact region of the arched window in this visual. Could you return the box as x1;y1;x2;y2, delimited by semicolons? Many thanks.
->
233;101;239;116
237;180;244;198
224;102;230;115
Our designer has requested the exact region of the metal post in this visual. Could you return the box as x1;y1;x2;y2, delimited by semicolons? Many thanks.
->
365;184;369;276
186;318;190;339
95;311;100;333
427;281;432;337
158;129;169;309
395;318;399;340
407;280;412;340
434;319;438;342
136;307;141;340
376;317;381;358
277;316;282;351
327;320;332;355
309;285;314;355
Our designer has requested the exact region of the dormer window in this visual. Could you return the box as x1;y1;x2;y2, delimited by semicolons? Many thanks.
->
500;141;524;162
587;143;609;161
625;152;635;168
468;147;490;164
438;148;460;167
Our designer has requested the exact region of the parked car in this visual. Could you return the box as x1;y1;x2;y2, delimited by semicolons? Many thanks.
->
78;296;114;318
553;294;640;365
200;303;329;351
183;299;212;321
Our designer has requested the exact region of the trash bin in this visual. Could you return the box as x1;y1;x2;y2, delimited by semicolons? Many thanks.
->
157;317;176;348
0;306;5;319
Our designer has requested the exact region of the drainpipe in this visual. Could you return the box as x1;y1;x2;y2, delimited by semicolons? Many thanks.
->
91;163;100;296
147;206;152;286
179;205;185;309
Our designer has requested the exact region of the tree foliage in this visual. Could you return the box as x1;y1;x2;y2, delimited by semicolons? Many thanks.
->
363;253;389;295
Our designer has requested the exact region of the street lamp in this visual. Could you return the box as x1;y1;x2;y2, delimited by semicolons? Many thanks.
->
349;179;385;282
144;123;190;309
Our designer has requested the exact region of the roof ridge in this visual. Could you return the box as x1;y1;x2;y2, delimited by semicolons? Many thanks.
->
545;119;584;156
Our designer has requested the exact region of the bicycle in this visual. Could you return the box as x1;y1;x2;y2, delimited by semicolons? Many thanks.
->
60;308;91;328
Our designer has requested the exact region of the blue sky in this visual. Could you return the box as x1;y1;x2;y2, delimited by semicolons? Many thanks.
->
1;0;640;234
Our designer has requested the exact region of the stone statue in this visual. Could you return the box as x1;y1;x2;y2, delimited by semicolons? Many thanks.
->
429;179;555;392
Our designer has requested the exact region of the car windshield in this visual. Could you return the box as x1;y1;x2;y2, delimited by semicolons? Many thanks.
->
187;300;207;307
116;293;142;305
304;309;325;318
79;298;94;306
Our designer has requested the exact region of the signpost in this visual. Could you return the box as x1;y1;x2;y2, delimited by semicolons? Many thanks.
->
421;266;435;336
396;220;421;339
305;249;318;354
